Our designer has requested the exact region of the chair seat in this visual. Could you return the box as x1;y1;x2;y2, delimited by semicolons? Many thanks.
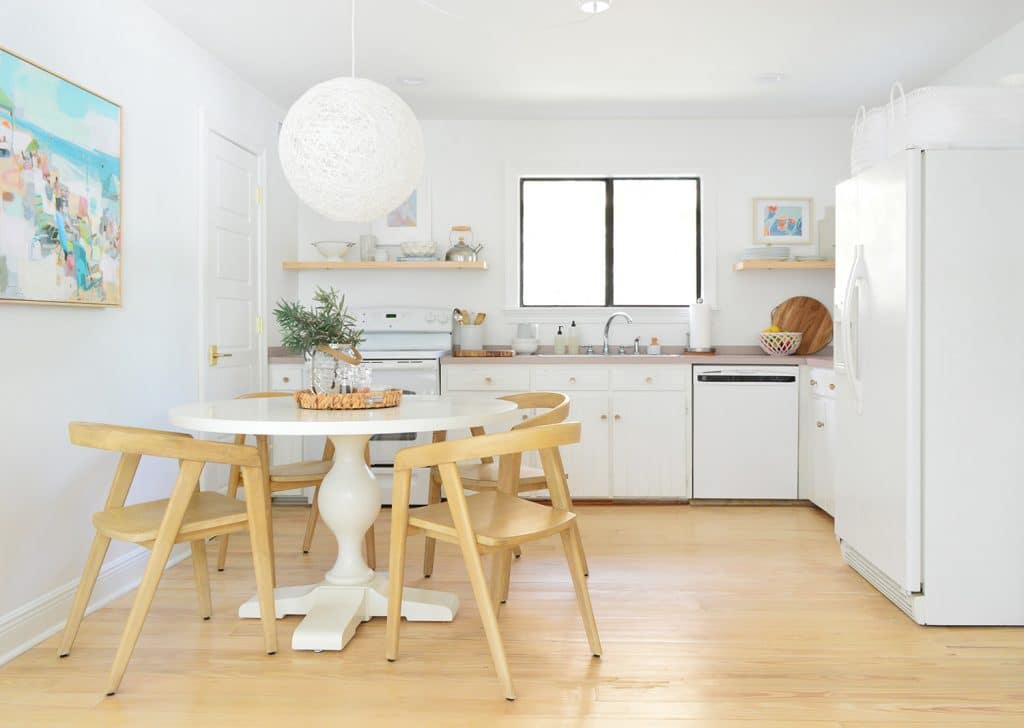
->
269;459;332;483
408;491;575;547
93;492;248;543
456;461;548;488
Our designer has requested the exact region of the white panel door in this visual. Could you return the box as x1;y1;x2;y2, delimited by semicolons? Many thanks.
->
202;131;261;402
833;152;920;592
611;391;686;499
560;392;611;499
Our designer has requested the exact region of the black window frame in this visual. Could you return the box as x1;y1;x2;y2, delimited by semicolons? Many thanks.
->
519;176;702;308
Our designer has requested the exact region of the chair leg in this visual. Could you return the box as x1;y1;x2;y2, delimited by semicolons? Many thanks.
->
575;527;590;577
386;469;412;662
561;523;602;658
255;437;277;588
105;534;178;695
462;538;516;700
190;540;213;620
302;484;320;554
491;548;513;607
241;466;278;656
422;468;442;577
58;534;111;657
216;473;241;571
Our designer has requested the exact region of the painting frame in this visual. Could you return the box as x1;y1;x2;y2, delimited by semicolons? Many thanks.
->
753;197;813;246
0;45;124;308
371;179;431;248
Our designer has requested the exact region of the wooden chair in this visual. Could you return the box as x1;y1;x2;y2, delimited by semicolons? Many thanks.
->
423;392;587;582
216;391;376;573
388;421;601;701
59;423;277;696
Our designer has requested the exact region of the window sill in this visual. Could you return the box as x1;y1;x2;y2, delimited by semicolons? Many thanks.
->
503;306;695;325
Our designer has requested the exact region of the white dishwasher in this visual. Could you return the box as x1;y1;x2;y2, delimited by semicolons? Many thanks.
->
692;365;799;499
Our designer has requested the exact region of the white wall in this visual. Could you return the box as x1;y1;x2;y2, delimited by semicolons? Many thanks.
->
294;118;849;349
0;0;295;656
935;21;1024;85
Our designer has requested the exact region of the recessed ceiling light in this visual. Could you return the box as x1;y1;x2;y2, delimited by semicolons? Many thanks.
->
755;72;788;84
399;76;427;86
578;0;612;14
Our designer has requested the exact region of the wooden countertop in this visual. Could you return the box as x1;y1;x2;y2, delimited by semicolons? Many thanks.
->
270;346;834;368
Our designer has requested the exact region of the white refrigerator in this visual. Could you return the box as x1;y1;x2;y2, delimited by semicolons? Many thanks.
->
834;149;1024;625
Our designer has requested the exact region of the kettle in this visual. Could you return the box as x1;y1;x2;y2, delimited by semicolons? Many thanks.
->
445;225;484;262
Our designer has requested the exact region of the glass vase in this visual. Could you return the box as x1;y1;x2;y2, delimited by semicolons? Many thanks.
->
306;349;340;394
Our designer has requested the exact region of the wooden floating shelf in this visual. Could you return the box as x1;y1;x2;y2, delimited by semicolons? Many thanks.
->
282;260;488;271
733;260;835;271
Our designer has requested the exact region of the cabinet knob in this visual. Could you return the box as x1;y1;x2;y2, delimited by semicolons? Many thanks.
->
828;383;836;390
645;376;653;384
600;414;608;421
816;421;825;428
484;376;493;384
521;414;528;421
569;377;577;384
282;376;290;383
809;379;818;386
614;414;621;421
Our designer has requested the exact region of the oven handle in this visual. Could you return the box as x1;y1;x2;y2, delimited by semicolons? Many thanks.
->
363;360;437;371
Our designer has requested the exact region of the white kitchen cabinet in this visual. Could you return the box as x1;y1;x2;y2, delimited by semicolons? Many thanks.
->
611;390;687;499
268;362;314;503
804;367;838;516
559;391;612;499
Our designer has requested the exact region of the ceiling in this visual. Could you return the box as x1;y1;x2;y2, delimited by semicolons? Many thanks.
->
143;0;1024;118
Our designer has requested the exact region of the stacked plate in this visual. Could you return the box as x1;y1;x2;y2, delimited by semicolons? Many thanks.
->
741;246;790;260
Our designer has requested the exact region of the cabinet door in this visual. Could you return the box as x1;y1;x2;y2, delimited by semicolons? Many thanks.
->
611;391;687;499
560;392;612;499
810;397;837;516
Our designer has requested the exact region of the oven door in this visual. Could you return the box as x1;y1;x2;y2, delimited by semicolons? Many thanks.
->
363;358;440;504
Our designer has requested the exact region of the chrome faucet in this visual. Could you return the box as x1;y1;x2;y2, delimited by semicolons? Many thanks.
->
602;311;633;355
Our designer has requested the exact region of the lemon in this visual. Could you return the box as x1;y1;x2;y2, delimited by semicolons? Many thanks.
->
762;325;781;333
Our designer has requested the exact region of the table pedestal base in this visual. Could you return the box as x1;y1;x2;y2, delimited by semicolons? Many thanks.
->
238;572;459;651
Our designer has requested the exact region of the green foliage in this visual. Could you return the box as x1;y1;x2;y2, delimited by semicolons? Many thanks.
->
273;286;364;355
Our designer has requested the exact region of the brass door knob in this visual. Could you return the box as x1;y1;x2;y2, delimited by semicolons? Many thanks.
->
208;345;233;367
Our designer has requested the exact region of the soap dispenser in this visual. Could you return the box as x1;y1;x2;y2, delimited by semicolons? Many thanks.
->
567;320;580;355
553;325;567;355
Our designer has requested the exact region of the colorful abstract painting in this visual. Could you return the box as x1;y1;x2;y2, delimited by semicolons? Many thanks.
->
0;48;122;306
753;197;813;245
372;179;431;245
386;190;417;227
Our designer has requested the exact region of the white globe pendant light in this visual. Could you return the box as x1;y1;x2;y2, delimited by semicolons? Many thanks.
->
279;1;424;222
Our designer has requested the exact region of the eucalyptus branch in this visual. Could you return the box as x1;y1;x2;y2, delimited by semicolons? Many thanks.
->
273;286;365;355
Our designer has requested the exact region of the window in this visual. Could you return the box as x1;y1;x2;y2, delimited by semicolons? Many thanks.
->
520;177;701;307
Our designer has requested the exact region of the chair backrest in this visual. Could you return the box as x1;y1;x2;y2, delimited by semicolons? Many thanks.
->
500;392;570;431
396;421;580;511
69;422;262;511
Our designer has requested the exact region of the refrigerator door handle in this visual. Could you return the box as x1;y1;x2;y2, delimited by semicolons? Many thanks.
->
841;244;866;413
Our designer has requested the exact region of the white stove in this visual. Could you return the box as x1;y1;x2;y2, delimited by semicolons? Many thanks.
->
352;307;453;504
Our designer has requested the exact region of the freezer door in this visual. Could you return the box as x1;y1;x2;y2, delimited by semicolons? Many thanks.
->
834;152;922;594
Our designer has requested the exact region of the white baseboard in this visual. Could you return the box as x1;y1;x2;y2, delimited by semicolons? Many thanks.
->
0;543;190;666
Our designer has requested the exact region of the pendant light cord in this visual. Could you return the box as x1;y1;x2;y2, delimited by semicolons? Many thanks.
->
351;0;357;77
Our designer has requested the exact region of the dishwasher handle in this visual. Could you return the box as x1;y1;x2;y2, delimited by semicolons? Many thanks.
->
696;374;796;383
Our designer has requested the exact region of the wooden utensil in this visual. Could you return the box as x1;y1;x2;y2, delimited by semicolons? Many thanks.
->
770;296;833;355
472;312;486;325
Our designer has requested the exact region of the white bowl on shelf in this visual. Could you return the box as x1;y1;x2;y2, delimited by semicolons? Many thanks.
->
400;241;437;258
512;337;539;354
313;241;355;259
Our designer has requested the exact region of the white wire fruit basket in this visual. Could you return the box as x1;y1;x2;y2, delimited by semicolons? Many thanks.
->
759;331;802;356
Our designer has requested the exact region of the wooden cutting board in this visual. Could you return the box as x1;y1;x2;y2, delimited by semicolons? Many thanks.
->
453;348;515;357
770;296;833;355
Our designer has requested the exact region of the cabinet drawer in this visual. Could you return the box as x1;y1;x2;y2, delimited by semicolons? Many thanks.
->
270;364;303;391
533;366;610;391
611;366;687;391
446;366;530;392
807;367;839;398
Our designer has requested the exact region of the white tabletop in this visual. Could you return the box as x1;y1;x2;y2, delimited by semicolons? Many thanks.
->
168;394;518;436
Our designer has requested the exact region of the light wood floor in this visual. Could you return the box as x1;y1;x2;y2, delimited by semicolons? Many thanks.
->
3;504;1023;726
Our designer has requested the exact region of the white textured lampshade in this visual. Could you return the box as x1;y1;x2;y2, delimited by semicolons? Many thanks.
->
279;77;425;222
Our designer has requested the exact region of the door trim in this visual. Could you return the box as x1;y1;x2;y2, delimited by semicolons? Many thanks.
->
195;106;268;402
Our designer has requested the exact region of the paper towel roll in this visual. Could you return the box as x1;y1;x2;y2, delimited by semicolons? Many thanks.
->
689;299;712;351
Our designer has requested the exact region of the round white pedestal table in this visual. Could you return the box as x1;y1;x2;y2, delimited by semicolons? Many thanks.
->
168;394;517;652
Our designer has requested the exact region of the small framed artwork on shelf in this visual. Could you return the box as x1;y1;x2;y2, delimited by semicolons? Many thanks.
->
753;197;813;246
371;178;431;246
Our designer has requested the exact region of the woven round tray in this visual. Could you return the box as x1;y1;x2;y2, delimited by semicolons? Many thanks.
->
294;388;402;410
